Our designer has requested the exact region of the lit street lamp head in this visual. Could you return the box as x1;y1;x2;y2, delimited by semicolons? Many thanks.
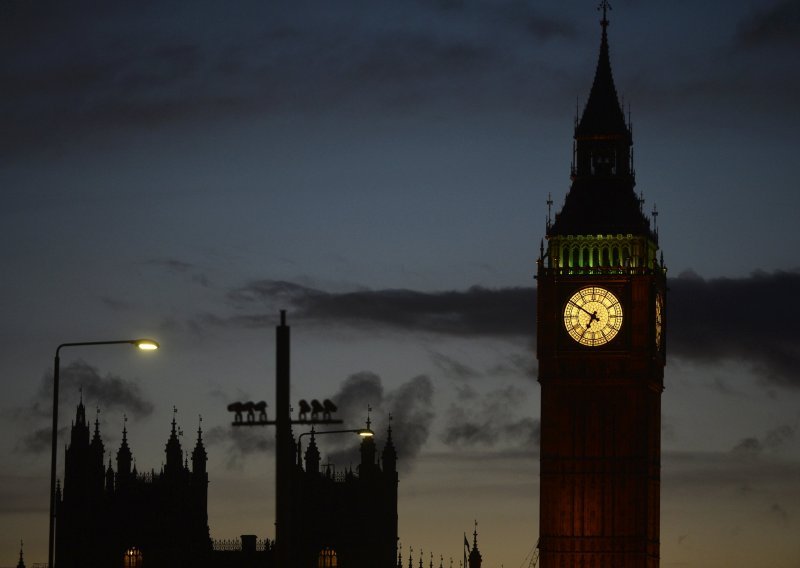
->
133;339;160;350
357;428;374;438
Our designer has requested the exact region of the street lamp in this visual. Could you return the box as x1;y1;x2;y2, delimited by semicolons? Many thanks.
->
296;427;374;467
48;338;159;568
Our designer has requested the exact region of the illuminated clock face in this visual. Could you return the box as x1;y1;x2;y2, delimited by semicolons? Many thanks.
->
563;287;623;347
655;292;664;349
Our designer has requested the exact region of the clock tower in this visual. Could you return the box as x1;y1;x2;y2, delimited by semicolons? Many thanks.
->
536;4;666;568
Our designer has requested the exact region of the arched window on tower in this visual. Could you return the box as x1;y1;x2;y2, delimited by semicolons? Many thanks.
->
318;547;338;568
123;547;142;568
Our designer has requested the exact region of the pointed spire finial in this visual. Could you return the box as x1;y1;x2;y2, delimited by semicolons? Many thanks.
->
366;404;372;430
598;0;612;29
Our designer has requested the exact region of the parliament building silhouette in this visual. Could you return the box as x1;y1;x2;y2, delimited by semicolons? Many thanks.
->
54;395;398;568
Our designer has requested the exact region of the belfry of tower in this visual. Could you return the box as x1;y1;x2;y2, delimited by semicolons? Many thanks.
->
536;3;667;568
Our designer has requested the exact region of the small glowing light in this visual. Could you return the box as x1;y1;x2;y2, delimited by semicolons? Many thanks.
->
134;339;160;351
358;429;374;438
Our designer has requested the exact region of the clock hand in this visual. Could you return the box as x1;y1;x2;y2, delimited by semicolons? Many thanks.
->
569;300;599;320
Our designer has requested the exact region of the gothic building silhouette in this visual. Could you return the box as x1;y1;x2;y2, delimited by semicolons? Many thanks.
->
536;4;666;567
55;400;211;568
54;389;399;568
271;311;399;568
289;421;398;568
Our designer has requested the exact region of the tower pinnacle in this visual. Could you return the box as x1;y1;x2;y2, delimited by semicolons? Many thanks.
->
599;0;611;29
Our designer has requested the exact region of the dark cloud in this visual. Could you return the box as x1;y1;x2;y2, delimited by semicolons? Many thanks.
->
144;258;212;288
13;360;154;454
22;360;154;423
214;270;800;387
100;296;136;312
735;1;800;48
0;0;579;157
385;375;435;461
317;373;434;472
429;351;481;380
144;258;195;273
442;385;538;450
225;280;535;337
205;425;274;470
668;270;800;387
732;425;795;456
485;353;537;380
16;426;68;455
429;349;535;382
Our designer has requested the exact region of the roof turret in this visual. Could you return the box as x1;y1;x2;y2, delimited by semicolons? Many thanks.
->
116;415;132;479
164;406;184;477
192;415;207;474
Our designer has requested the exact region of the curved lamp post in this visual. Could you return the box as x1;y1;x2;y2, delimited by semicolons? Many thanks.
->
48;338;159;568
296;427;373;467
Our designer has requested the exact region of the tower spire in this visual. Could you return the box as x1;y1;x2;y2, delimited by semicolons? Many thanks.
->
599;0;611;29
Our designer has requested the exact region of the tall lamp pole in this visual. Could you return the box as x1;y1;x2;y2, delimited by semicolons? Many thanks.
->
48;338;159;568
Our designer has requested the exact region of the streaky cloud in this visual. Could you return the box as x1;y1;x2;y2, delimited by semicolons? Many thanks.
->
210;270;800;387
227;279;536;337
442;385;538;450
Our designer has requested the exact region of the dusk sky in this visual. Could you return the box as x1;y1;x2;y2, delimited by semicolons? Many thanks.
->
2;1;799;566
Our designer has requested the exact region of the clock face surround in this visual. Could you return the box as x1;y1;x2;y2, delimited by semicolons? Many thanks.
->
563;286;623;347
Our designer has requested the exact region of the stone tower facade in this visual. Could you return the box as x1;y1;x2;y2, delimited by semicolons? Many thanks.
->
536;5;667;567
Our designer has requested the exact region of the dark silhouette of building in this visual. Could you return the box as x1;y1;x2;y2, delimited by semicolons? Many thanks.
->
55;312;399;568
289;422;398;568
536;3;666;567
55;400;211;568
272;312;399;568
